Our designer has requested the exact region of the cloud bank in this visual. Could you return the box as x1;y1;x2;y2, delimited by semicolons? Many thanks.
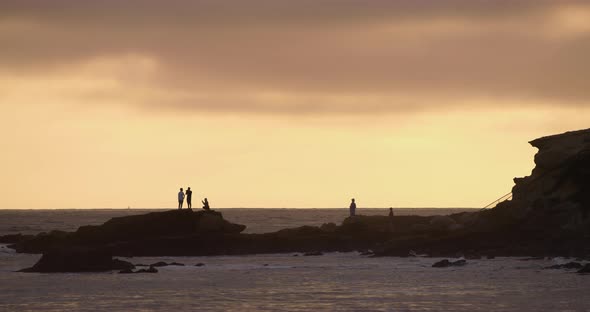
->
1;0;589;114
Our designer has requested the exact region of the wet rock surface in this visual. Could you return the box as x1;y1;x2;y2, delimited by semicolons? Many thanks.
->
432;259;467;268
544;262;583;270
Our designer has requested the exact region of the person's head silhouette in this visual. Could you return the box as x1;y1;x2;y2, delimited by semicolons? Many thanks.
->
187;187;191;191
180;188;183;191
351;198;355;203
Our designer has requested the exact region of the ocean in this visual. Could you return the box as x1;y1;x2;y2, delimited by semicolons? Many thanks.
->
1;208;589;311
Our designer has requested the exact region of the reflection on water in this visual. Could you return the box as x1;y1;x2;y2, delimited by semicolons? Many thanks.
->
0;251;588;312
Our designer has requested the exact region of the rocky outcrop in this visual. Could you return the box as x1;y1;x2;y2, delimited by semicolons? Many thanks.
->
489;128;590;232
12;209;246;254
9;129;590;262
19;248;134;273
374;128;590;258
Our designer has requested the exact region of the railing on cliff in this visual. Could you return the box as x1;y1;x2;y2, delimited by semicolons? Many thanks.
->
481;191;513;211
480;146;590;211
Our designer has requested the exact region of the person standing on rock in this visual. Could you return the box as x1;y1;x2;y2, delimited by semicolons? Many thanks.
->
185;187;193;209
349;198;356;216
178;188;185;209
388;207;395;232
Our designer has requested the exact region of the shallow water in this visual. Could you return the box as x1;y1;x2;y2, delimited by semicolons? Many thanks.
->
1;209;589;311
1;247;589;312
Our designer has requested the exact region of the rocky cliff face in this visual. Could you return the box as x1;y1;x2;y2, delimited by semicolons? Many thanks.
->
491;128;590;232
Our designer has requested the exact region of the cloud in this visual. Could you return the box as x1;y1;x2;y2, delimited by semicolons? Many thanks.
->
1;0;589;114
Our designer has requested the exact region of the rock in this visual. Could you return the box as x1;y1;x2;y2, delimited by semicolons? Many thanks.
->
578;264;590;274
486;255;496;259
429;216;457;230
545;262;583;270
195;263;205;267
410;224;430;232
448;223;464;231
359;250;374;256
303;251;323;256
519;257;545;261
19;248;134;273
0;234;35;244
135;266;158;273
320;222;337;232
432;259;467;268
150;261;169;267
169;262;185;266
119;268;134;274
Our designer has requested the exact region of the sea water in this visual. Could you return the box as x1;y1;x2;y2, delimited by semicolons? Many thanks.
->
0;209;588;311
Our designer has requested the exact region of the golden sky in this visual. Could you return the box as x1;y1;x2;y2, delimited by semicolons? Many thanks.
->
1;0;589;208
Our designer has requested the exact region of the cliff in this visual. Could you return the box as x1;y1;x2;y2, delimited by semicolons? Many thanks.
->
376;128;590;257
484;128;590;232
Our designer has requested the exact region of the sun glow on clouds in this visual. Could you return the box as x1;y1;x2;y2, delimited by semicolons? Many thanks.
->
1;1;590;208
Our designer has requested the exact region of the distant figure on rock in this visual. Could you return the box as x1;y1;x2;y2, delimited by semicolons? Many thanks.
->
389;207;394;232
185;187;193;209
178;188;185;209
202;198;210;210
349;198;356;216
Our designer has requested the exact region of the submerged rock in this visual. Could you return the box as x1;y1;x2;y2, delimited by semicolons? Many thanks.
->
134;266;158;274
149;261;184;267
432;259;467;268
303;251;323;256
544;262;583;270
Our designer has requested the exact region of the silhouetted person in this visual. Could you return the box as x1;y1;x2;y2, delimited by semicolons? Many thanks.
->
389;207;394;232
202;198;210;210
178;188;185;209
186;187;193;209
349;198;356;216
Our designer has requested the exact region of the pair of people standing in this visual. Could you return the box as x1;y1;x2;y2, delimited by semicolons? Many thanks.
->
178;187;192;209
177;187;210;210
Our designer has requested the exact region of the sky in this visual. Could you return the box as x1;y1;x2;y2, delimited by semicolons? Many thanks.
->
1;0;589;209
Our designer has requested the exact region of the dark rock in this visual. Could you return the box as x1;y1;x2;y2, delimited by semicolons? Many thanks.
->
134;264;148;267
320;223;337;232
169;262;185;266
194;263;205;267
0;234;35;244
19;248;135;272
432;259;467;268
303;251;323;256
359;250;374;256
544;262;583;270
135;266;158;273
519;257;545;261
119;268;134;274
150;261;169;267
486;255;496;259
578;264;590;273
